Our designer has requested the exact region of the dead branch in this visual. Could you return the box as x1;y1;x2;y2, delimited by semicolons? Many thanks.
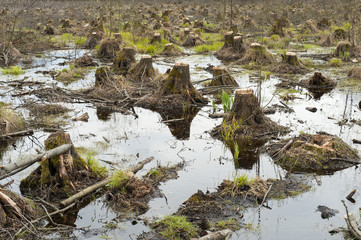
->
0;144;72;180
0;129;34;140
60;156;155;207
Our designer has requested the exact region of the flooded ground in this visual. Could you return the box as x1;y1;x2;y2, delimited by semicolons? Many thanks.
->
1;47;361;240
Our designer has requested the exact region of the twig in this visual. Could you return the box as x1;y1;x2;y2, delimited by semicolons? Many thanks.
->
258;184;273;210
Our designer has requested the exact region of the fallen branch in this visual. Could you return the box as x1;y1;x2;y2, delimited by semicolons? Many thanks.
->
342;200;361;239
60;156;155;207
0;144;72;180
191;229;233;240
0;129;34;140
15;203;75;238
0;189;22;218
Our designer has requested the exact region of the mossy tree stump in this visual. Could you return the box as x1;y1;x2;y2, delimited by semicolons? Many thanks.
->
161;43;183;56
130;55;155;80
233;36;243;52
210;67;238;87
97;38;121;59
223;31;235;48
182;32;205;47
237;43;275;66
213;88;286;143
334;41;351;58
84;32;102;49
215;32;247;61
150;33;161;44
20;132;101;201
112;47;136;74
283;52;299;66
225;89;264;125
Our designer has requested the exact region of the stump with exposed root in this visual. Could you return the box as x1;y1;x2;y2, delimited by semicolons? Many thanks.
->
160;43;183;56
137;63;207;110
97;38;122;59
129;55;155;81
20;132;105;201
150;33;161;44
271;52;308;74
212;89;286;142
238;43;275;66
209;66;238;87
84;32;103;49
215;31;247;61
182;32;205;47
112;47;136;74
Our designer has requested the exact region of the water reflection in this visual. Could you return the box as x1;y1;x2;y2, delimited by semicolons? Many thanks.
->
158;107;200;140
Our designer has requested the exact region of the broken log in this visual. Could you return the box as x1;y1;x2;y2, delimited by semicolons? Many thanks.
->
346;189;356;200
0;189;22;218
0;129;34;140
345;213;361;239
191;229;233;240
60;156;155;207
0;144;72;180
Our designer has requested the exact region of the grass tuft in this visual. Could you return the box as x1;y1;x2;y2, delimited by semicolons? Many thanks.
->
1;66;24;75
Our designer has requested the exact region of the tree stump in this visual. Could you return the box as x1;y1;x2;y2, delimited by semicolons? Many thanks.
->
161;43;183;56
210;67;238;87
233;35;243;52
44;24;55;35
97;38;121;59
84;32;102;49
334;41;351;58
181;28;190;41
0;42;22;66
271;51;308;74
72;54;97;68
211;88;286;143
182;32;205;47
20;132;102;201
224;31;234;48
226;89;264;125
112;47;136;74
194;19;204;28
238;43;275;65
183;18;191;25
130;55;155;80
161;63;206;103
283;52;299;66
113;33;122;40
150;33;161;44
215;32;247;61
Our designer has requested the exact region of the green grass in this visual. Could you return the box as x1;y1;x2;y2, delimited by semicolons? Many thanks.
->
233;173;254;187
50;33;87;47
194;42;223;54
85;153;107;177
1;66;24;75
109;170;129;188
119;31;169;55
215;218;241;231
160;215;198;240
328;58;343;67
221;90;233;113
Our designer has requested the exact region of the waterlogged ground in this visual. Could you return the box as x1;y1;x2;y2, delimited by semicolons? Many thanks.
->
1;48;361;240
